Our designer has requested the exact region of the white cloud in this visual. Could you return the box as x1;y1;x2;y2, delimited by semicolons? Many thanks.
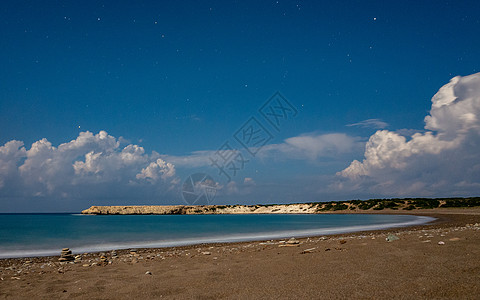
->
0;131;177;198
261;133;363;160
136;158;176;182
347;118;389;129
160;132;363;168
160;150;214;168
338;73;480;196
0;140;26;189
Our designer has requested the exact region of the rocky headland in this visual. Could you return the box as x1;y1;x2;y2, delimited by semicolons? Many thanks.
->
81;197;480;215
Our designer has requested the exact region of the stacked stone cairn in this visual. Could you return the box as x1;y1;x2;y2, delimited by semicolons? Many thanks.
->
59;248;75;262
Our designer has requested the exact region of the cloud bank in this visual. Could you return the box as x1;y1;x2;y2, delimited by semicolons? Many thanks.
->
338;73;480;197
261;133;363;161
0;131;177;200
162;132;363;167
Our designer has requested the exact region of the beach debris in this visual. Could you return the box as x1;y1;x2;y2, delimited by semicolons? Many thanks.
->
449;237;461;241
438;241;445;245
386;234;399;242
339;240;347;245
259;242;276;245
82;264;89;267
111;250;117;257
325;248;331;251
145;271;152;275
286;238;300;245
202;251;211;255
58;248;75;262
422;240;431;243
301;248;316;254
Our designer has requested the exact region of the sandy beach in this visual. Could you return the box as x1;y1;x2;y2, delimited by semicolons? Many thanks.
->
1;208;479;299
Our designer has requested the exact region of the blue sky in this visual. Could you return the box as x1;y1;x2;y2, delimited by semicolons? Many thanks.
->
1;1;480;212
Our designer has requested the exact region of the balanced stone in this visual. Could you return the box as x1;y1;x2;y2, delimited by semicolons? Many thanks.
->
59;248;74;262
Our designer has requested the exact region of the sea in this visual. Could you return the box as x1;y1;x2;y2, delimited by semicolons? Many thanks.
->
0;213;435;258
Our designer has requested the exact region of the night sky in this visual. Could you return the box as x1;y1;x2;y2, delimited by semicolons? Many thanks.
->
1;1;480;212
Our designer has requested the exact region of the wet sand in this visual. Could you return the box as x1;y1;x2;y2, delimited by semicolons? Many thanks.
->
1;208;479;299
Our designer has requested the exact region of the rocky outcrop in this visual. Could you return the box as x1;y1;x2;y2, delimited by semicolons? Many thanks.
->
81;205;189;215
81;204;318;215
81;198;479;215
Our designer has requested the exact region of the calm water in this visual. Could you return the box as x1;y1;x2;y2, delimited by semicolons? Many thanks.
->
0;213;434;258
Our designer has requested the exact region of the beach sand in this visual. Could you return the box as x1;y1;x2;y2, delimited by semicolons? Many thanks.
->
1;208;479;299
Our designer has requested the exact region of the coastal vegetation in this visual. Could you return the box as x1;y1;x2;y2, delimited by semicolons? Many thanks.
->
312;197;480;212
81;197;480;215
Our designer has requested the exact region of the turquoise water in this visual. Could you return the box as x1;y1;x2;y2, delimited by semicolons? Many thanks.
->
0;213;434;258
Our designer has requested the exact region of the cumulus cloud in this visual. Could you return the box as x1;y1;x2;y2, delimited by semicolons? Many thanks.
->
347;118;389;129
0;131;177;199
0;141;26;189
338;73;480;197
136;159;176;182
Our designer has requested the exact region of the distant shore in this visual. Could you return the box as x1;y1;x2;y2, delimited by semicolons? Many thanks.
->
81;197;480;215
1;207;480;299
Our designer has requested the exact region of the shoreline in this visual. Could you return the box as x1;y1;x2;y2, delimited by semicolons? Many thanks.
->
0;213;434;260
0;208;474;262
1;207;479;299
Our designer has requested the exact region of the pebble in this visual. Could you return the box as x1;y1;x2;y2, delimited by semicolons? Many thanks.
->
202;251;211;255
301;248;316;254
438;241;445;245
286;237;300;245
386;234;399;242
145;271;152;275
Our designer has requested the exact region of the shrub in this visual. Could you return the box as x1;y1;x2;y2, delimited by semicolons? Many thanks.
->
332;203;348;211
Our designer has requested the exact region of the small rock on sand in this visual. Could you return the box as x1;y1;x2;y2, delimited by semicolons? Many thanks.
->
386;234;399;242
286;238;300;245
145;271;152;275
438;241;445;245
301;248;316;254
